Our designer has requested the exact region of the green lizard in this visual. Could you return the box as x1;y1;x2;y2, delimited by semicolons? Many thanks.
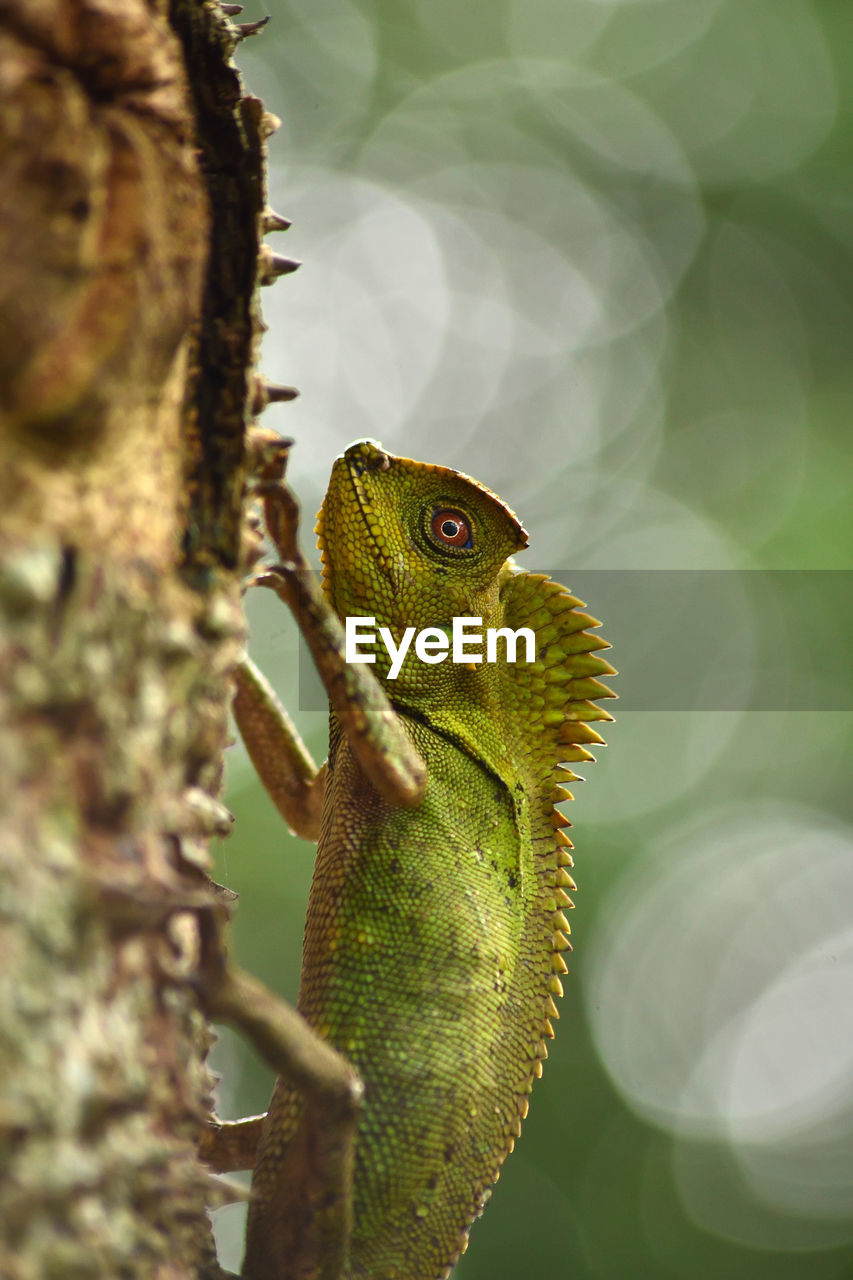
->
217;437;614;1280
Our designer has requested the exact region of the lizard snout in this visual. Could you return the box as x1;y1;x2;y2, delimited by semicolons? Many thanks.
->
344;438;392;477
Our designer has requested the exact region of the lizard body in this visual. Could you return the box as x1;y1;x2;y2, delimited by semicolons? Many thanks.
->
240;439;614;1280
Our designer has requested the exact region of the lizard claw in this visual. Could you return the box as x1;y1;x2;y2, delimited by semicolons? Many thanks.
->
254;480;302;566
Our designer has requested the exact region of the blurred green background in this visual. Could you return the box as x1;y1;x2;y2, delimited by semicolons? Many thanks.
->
211;1;853;1276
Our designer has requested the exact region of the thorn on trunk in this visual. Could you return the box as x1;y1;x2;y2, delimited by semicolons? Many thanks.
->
252;379;300;415
235;16;270;40
221;3;243;14
260;112;282;139
266;384;300;404
258;246;301;285
263;209;292;233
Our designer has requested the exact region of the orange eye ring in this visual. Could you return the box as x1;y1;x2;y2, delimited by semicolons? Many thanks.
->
431;508;472;549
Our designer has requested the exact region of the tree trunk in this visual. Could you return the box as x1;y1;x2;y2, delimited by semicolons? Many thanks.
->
0;1;274;1273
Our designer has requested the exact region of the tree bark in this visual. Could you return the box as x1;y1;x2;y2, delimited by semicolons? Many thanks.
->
0;1;274;1274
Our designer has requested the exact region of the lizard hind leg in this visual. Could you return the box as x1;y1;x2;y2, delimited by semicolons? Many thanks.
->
205;965;362;1280
243;1075;357;1280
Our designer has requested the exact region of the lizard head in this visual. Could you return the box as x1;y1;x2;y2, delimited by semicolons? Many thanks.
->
316;436;614;791
316;439;528;637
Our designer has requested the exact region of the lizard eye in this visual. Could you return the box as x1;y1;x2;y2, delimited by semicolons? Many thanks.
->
430;508;473;550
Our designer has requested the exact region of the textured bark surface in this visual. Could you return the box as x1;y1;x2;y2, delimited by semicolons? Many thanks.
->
0;1;270;1274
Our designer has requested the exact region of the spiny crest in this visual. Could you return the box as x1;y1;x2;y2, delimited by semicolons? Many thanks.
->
499;566;616;774
498;564;615;1061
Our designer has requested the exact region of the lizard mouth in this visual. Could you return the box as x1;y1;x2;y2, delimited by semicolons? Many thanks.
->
316;441;396;607
343;440;397;578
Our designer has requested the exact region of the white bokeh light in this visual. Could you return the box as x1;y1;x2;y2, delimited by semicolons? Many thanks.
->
585;803;853;1233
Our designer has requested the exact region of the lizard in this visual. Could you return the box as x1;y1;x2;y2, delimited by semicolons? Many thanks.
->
214;436;615;1280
